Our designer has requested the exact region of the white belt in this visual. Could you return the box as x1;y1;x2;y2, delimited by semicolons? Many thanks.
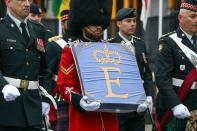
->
4;76;39;90
172;78;197;90
53;75;58;82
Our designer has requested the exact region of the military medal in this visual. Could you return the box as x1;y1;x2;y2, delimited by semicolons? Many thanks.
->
36;38;45;52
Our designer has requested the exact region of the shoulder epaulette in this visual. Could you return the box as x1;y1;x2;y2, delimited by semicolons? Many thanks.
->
105;37;115;42
133;36;143;41
48;35;63;42
160;31;176;38
133;36;145;43
29;20;43;26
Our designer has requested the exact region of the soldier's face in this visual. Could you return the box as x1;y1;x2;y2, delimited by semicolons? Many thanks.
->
179;10;197;35
5;0;32;20
82;25;103;41
28;13;42;23
117;17;136;36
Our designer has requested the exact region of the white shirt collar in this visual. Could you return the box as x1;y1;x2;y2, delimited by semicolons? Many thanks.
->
8;10;28;30
180;27;193;43
118;31;134;44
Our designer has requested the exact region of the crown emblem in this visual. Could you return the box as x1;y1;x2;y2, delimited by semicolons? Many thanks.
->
93;44;121;65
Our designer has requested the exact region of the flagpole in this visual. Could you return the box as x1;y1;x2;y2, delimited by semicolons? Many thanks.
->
158;0;163;39
103;29;108;40
58;19;62;35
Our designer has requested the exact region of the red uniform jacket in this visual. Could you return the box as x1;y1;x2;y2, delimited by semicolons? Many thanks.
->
57;47;118;131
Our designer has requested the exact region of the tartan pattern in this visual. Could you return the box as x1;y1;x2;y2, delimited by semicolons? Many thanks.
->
157;109;187;131
181;3;197;12
167;118;187;131
51;106;69;131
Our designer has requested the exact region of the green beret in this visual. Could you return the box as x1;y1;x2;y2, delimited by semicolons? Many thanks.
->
30;3;42;15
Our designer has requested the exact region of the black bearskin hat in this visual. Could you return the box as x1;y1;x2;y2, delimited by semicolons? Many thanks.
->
68;0;112;37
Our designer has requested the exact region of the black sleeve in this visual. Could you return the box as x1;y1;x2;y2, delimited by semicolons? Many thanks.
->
39;51;53;103
155;37;180;109
143;43;154;96
71;92;85;112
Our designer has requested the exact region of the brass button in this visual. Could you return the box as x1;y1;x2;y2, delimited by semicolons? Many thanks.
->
20;80;29;91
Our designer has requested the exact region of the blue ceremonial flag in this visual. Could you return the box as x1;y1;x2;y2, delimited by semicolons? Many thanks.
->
71;42;146;113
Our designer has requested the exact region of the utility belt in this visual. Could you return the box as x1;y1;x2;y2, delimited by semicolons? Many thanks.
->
4;76;39;91
172;77;197;90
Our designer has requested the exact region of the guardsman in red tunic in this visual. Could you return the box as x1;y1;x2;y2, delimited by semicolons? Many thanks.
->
57;0;118;131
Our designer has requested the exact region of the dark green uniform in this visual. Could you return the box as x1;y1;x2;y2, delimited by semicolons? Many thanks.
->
155;28;197;131
30;20;54;47
109;34;153;131
46;35;70;107
0;15;51;127
46;34;72;131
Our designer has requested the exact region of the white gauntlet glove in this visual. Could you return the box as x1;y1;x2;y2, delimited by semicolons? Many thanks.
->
146;96;153;114
42;102;50;116
137;96;153;113
172;104;190;119
2;84;20;101
80;96;101;111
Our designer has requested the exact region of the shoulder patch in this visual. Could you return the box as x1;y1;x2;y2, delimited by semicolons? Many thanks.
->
48;35;63;42
158;44;164;52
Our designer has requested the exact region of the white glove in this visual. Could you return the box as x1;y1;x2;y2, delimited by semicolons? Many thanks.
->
146;96;153;114
42;102;50;116
2;84;20;101
80;96;101;111
137;96;153;113
172;104;190;119
137;103;147;113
